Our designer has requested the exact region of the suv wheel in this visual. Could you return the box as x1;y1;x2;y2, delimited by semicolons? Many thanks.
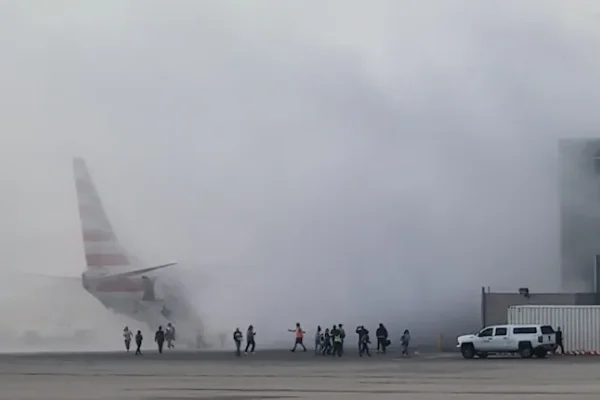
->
519;343;533;359
461;344;475;359
534;348;547;358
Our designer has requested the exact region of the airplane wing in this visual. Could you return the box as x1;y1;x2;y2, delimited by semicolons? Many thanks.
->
15;272;81;282
15;262;177;282
101;261;178;279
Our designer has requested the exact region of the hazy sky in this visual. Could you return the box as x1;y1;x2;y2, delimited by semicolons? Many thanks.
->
2;0;600;346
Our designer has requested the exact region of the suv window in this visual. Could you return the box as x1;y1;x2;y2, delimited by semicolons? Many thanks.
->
478;328;493;337
494;327;507;336
540;325;555;334
513;327;537;334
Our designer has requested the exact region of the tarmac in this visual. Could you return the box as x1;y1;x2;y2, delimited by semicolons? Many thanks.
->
1;348;600;399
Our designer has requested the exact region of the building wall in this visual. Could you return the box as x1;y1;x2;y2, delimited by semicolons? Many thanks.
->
481;290;599;327
559;138;600;292
507;306;600;353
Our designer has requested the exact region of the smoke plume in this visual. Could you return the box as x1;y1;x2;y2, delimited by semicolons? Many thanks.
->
2;0;600;349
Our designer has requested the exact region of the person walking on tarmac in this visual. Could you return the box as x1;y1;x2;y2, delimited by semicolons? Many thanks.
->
123;326;133;352
245;325;256;354
355;325;364;353
555;327;564;355
359;326;372;357
401;329;411;356
165;323;176;349
376;323;388;354
338;324;346;354
155;326;165;354
135;330;143;355
314;326;322;355
233;328;243;356
321;328;332;355
331;325;343;357
289;323;306;352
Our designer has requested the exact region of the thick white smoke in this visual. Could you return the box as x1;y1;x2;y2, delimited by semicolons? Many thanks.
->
2;0;600;349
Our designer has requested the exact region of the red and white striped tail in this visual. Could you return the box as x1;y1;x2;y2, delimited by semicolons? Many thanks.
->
73;158;132;270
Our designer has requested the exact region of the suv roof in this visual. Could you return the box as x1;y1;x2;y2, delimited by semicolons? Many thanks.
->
483;324;549;329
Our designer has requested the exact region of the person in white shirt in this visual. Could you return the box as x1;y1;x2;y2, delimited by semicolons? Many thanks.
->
314;326;323;354
123;326;133;352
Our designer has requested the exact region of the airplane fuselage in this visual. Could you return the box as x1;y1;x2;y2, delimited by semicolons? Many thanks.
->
82;271;159;308
81;273;175;335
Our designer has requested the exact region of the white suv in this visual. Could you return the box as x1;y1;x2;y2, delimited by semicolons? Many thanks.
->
457;324;556;359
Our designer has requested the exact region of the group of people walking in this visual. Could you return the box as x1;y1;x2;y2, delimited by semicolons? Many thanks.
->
122;323;176;355
231;322;412;357
120;322;411;357
313;323;410;357
232;325;257;356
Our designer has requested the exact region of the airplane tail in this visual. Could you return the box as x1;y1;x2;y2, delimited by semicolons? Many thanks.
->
73;157;132;270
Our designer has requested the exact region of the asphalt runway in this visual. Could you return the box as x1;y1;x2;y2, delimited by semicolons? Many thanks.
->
1;349;600;399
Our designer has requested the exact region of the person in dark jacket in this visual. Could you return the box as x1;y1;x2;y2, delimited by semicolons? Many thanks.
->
245;325;256;354
155;326;165;353
359;327;371;357
355;325;364;353
135;330;143;355
321;328;332;355
376;323;389;354
338;324;346;354
331;325;343;357
401;329;411;356
233;328;243;356
331;325;340;342
555;327;564;354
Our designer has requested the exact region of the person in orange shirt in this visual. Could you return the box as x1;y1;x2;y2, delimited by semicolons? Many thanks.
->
288;322;307;352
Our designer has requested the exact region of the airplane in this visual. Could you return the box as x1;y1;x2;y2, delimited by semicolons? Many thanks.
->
73;158;205;346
